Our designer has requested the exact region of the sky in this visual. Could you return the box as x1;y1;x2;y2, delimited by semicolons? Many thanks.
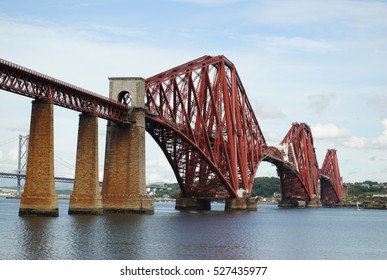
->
0;0;386;184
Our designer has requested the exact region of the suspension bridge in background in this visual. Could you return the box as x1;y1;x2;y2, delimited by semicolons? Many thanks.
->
0;55;346;216
0;135;77;195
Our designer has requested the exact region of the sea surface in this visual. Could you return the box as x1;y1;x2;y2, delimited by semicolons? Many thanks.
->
0;197;386;260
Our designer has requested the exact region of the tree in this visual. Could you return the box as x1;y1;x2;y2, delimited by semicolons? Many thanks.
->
251;177;281;197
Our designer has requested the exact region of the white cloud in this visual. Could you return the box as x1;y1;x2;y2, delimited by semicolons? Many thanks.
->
371;118;387;148
343;136;367;148
146;159;176;184
308;93;337;115
7;148;18;162
311;123;351;139
313;119;387;150
370;96;387;116
264;131;280;142
253;101;285;119
89;24;149;40
245;35;336;53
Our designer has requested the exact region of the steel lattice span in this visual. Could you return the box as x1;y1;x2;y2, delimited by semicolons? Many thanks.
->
0;55;344;206
0;58;128;122
263;123;320;206
145;55;265;199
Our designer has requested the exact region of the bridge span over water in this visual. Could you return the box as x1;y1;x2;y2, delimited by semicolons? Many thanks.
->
0;56;345;216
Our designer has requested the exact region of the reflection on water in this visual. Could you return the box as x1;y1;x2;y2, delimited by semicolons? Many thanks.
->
1;198;387;260
19;217;56;259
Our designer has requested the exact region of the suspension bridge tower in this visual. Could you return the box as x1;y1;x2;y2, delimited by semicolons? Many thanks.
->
16;134;29;196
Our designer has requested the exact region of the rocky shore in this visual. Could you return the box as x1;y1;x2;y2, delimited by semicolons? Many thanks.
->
335;197;387;210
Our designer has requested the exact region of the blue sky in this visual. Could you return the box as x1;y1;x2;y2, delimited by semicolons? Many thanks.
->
0;0;386;184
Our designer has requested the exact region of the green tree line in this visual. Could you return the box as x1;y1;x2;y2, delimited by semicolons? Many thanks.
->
153;178;386;199
152;177;282;198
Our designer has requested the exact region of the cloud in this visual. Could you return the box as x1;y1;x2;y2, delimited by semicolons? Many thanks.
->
264;131;280;142
308;92;337;115
146;159;176;184
311;123;351;139
253;101;285;119
369;95;387;116
244;35;336;54
343;136;367;148
371;118;387;148
313;119;387;150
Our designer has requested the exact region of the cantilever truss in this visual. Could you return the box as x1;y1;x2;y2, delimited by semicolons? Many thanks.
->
145;55;266;198
279;123;320;201
263;123;320;202
320;149;342;204
0;58;128;122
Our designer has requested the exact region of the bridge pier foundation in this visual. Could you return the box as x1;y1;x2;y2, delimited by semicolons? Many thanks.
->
277;200;300;208
175;197;211;211
306;199;322;208
278;199;322;208
225;198;257;211
69;113;103;215
101;77;154;214
19;100;58;217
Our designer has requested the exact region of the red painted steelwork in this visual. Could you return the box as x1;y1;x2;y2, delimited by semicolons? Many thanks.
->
145;55;266;199
0;58;128;122
0;56;345;204
320;149;342;205
281;123;319;202
263;123;319;203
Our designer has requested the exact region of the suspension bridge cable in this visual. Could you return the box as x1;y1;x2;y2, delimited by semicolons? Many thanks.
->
0;136;18;146
54;154;75;170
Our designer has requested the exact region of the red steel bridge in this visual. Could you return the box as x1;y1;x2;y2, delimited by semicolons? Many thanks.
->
0;55;344;207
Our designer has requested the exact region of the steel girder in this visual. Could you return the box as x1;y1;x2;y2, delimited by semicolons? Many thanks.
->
320;149;342;204
0;58;128;122
145;55;266;199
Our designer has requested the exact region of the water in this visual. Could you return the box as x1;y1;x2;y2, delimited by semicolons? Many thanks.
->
0;197;386;260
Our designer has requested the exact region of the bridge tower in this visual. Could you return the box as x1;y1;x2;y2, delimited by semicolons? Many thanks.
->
101;77;154;214
16;134;29;196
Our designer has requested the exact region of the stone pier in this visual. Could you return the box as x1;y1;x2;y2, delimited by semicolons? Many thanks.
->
19;100;58;217
278;199;322;208
306;199;322;208
175;197;211;211
225;198;257;211
68;113;103;215
101;77;154;214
